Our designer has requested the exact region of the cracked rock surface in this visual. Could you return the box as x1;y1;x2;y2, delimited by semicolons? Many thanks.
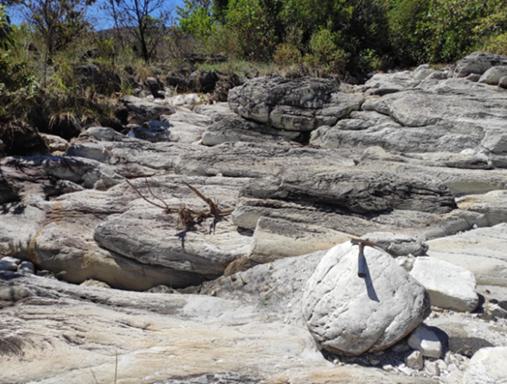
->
1;52;507;383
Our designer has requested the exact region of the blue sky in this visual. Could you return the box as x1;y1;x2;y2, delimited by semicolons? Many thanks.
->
8;0;185;30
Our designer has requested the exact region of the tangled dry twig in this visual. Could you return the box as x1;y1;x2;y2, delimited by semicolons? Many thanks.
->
125;178;233;248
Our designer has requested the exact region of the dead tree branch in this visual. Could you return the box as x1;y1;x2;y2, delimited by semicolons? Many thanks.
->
126;178;233;248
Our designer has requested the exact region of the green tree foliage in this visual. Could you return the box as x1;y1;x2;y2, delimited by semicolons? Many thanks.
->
386;0;507;65
225;0;277;60
0;4;12;48
23;0;93;58
178;0;507;75
307;28;347;73
425;0;490;63
385;0;431;65
0;11;37;122
178;0;214;38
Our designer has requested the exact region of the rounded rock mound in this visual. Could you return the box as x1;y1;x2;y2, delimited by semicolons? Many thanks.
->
302;241;430;356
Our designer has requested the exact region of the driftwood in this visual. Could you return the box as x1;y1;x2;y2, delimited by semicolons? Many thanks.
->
125;178;233;248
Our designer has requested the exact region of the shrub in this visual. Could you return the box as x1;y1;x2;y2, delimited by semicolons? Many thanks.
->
225;0;278;61
481;32;507;55
308;28;347;74
273;43;302;66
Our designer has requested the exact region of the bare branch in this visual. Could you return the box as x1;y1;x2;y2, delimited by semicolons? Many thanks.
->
125;178;172;211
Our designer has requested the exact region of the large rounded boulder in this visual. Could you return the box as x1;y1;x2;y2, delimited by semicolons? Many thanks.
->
302;241;430;356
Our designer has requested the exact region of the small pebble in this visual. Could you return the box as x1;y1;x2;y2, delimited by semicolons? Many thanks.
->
405;350;424;370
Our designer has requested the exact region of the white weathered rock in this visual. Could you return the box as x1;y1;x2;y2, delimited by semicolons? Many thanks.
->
463;347;507;384
410;257;479;312
458;190;507;226
363;70;420;95
406;350;424;370
0;273;438;384
248;217;351;263
0;256;20;271
408;324;444;358
302;241;430;356
427;224;507;287
479;65;507;86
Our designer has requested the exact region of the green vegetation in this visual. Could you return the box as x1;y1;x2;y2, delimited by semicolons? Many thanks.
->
178;0;507;75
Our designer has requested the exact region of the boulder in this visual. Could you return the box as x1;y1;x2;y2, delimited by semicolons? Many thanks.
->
229;76;363;131
479;65;507;86
454;52;507;78
463;347;507;384
408;324;445;358
410;257;479;312
302;242;430;356
499;76;507;89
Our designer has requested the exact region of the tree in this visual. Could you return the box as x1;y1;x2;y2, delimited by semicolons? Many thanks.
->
22;0;93;58
225;0;278;60
177;0;214;39
0;4;12;48
107;0;172;62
